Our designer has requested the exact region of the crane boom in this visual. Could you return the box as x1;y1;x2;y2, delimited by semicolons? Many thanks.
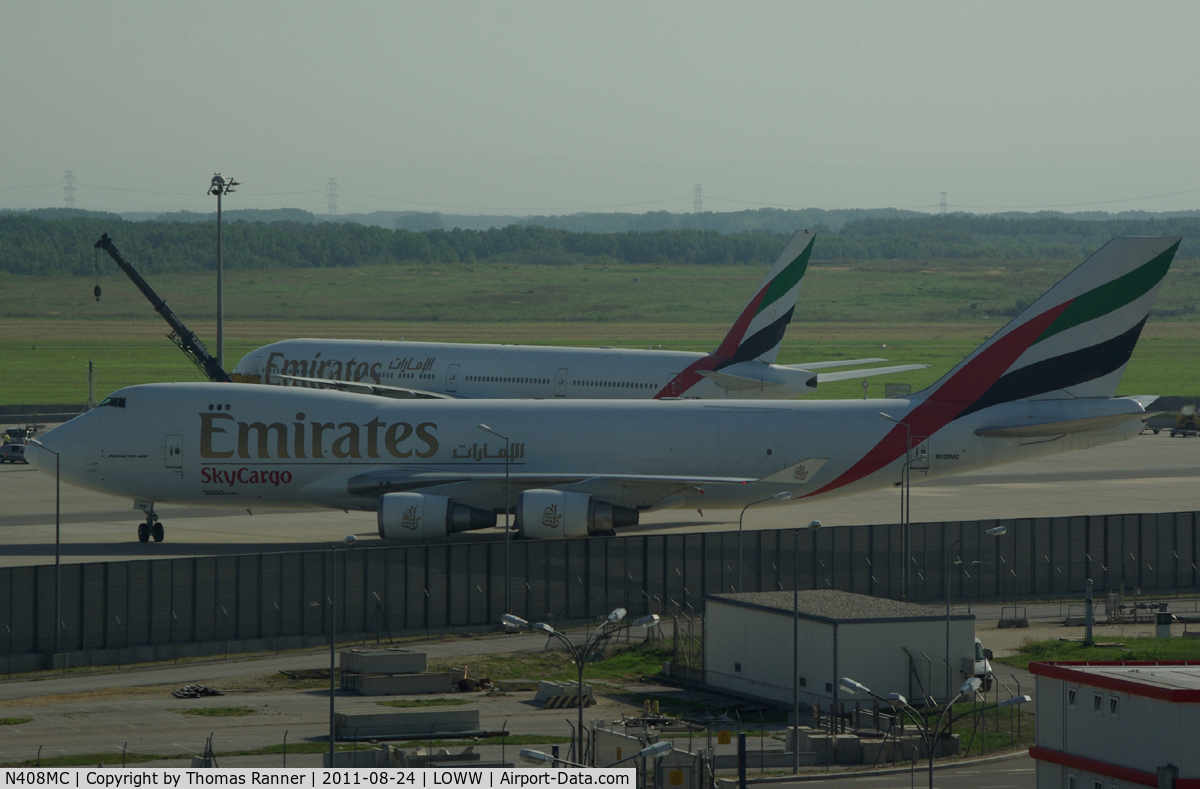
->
94;233;232;383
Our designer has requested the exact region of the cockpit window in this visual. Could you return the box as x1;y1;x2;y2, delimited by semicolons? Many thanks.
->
97;397;126;409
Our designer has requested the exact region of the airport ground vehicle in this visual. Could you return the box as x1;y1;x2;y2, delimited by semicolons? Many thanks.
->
0;442;28;463
1170;404;1198;437
969;637;995;691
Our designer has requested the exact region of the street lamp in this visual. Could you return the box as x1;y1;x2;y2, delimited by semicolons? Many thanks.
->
479;424;512;614
521;740;671;769
840;676;1029;789
878;412;916;600
945;526;1006;702
793;519;823;773
504;608;659;765
328;534;356;764
28;439;60;659
206;173;238;370
737;491;792;591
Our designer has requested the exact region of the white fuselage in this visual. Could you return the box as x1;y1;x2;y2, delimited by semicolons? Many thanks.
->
231;339;819;399
31;382;1149;519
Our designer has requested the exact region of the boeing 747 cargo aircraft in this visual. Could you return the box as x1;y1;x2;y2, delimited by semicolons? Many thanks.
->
30;237;1178;543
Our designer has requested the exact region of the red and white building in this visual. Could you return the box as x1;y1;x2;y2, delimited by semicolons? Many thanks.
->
1030;661;1200;789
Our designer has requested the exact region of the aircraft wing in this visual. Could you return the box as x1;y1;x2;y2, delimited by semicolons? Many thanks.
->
348;469;756;496
974;412;1152;439
275;373;455;400
816;364;928;383
782;358;889;370
345;468;760;510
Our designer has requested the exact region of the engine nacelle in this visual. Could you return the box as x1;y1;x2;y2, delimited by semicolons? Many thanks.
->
377;492;496;542
516;489;639;540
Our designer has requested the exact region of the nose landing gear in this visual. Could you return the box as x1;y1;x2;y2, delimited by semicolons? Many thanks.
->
138;512;164;542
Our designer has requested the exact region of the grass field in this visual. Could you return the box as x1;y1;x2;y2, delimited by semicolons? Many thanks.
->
999;636;1200;670
0;256;1196;403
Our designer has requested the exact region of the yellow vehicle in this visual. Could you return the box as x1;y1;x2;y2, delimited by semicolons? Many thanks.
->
1171;405;1198;437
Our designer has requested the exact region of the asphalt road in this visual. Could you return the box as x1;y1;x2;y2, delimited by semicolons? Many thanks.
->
760;753;1035;789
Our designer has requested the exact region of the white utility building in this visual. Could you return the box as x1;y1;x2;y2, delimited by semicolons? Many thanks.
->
703;590;975;708
1031;661;1200;789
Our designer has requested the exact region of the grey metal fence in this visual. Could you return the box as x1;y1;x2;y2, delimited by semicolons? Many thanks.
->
2;511;1197;663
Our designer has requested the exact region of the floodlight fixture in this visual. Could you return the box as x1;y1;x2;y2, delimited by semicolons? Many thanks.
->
839;677;868;695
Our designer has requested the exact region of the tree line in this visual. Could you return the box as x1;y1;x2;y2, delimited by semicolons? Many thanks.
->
1;211;1198;276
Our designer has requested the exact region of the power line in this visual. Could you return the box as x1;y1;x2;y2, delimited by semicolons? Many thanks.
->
0;182;60;191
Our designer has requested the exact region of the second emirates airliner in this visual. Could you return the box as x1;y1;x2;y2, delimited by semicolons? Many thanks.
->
229;231;924;400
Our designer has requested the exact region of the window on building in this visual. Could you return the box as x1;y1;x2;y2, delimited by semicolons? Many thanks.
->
1067;776;1077;789
826;682;834;693
1109;696;1119;718
1093;693;1103;714
734;662;741;673
1068;688;1077;709
798;676;806;687
1093;782;1102;789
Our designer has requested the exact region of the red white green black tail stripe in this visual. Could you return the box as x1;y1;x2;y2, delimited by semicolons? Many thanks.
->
656;230;814;398
805;236;1181;498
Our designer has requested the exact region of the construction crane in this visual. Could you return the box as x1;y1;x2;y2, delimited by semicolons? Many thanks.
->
93;233;232;383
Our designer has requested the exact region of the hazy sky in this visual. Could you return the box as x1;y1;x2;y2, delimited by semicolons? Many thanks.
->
4;1;1200;216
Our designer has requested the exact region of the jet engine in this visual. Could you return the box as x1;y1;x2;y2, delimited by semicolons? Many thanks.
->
377;492;496;542
515;489;639;540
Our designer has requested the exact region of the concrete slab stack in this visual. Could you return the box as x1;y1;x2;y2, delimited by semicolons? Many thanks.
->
338;648;456;696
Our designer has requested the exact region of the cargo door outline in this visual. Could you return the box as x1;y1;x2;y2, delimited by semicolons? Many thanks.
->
165;434;182;469
555;368;568;397
446;364;459;393
665;372;682;397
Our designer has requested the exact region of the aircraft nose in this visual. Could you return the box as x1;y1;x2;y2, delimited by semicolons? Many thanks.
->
25;437;55;474
26;416;92;477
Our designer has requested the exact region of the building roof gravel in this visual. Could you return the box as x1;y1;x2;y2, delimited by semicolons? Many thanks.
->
706;589;971;624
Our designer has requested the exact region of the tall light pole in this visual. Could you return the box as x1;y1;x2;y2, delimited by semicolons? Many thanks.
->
879;412;913;600
737;491;791;591
478;424;512;614
29;439;60;658
945;525;1006;700
794;519;822;773
207;173;238;370
329;534;356;764
503;609;659;765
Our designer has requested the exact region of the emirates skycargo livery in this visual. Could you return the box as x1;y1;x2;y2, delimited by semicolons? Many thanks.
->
31;237;1178;544
229;230;924;400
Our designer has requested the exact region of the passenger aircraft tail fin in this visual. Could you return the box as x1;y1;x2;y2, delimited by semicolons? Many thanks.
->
802;236;1180;502
918;236;1181;412
712;230;814;364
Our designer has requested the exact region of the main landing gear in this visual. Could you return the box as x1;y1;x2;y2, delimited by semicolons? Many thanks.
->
138;512;164;543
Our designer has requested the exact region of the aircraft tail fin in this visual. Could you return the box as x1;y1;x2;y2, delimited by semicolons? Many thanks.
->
917;236;1180;413
712;230;814;364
